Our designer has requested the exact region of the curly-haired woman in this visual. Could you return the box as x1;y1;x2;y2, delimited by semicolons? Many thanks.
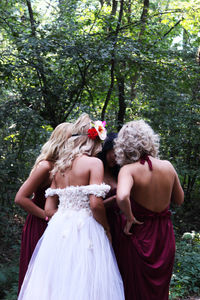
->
114;119;184;300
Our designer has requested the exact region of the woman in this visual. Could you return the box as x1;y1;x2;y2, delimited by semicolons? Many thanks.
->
18;114;125;300
98;133;122;251
114;119;184;300
15;122;72;293
98;133;119;206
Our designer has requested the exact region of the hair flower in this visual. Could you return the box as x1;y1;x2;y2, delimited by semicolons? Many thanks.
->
94;120;107;140
87;120;107;141
88;127;99;140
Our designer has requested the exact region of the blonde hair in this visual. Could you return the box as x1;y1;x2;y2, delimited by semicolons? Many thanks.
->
52;113;102;175
114;120;160;166
31;122;72;173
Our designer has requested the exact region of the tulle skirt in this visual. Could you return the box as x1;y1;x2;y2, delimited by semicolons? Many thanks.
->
18;209;125;300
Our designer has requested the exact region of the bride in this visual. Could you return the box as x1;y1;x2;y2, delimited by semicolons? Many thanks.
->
18;113;125;300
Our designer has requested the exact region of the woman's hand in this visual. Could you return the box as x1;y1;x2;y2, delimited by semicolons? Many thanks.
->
45;208;58;219
124;217;143;235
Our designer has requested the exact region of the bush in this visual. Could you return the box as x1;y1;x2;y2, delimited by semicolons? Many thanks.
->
0;206;23;299
0;264;19;300
170;231;200;299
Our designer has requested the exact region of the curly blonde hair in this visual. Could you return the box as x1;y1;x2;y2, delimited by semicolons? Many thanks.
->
114;120;160;166
31;122;72;173
52;113;102;175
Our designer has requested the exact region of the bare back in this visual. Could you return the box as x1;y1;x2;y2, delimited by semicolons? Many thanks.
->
117;157;184;213
53;155;104;188
45;155;111;236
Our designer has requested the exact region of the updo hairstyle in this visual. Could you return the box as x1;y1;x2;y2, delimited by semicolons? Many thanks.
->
114;120;160;166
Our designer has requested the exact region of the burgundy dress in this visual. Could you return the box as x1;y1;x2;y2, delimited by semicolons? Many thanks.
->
104;189;123;254
18;186;48;293
115;157;175;300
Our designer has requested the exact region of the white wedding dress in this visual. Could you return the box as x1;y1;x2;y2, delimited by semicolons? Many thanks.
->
18;183;125;300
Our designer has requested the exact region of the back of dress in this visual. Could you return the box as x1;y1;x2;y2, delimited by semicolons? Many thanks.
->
45;183;110;215
115;156;176;300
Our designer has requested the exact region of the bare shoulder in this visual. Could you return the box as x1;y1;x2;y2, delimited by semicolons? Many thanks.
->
159;159;176;171
160;159;173;166
74;156;104;175
83;157;103;173
35;160;53;173
88;156;103;167
119;164;133;175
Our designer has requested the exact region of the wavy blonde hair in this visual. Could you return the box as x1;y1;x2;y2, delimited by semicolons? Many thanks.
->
52;113;102;175
31;122;72;173
114;120;160;166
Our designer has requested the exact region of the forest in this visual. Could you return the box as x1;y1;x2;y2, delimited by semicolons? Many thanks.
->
0;0;199;299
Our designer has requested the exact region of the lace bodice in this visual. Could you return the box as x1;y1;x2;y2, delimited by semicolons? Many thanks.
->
45;183;110;214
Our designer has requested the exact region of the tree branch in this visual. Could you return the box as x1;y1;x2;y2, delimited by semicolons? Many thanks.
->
148;18;184;50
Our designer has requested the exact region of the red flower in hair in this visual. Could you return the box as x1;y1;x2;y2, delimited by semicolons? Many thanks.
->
88;128;99;140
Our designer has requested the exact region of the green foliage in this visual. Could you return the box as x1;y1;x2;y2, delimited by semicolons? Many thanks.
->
0;264;18;300
170;231;200;299
0;99;52;206
0;206;22;299
0;1;200;297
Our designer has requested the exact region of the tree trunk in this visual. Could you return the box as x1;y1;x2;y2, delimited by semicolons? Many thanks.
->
117;76;126;130
101;0;124;120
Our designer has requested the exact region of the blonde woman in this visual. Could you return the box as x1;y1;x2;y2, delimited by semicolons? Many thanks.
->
18;113;125;300
114;120;184;300
15;122;72;293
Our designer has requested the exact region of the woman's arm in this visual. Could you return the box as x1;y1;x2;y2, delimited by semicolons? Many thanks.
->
117;166;134;220
89;159;111;242
103;195;116;208
45;178;59;218
171;169;184;205
117;166;143;235
15;161;52;219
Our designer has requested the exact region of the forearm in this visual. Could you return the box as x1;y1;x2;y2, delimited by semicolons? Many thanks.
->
103;195;116;208
91;203;110;232
117;197;134;221
15;197;46;219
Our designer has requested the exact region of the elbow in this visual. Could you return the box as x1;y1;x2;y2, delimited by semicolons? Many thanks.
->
90;201;104;214
172;191;184;206
178;193;184;206
14;194;21;206
116;193;129;205
177;201;184;207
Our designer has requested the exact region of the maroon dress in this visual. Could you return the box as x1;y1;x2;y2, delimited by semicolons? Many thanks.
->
18;186;48;293
115;157;175;300
104;189;123;254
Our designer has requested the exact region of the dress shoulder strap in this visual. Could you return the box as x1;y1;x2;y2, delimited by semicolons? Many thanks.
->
140;154;153;171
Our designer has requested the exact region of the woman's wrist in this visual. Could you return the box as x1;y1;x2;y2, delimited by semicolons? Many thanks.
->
126;214;135;222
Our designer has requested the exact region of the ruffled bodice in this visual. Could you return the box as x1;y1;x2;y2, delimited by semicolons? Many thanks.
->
45;183;110;214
